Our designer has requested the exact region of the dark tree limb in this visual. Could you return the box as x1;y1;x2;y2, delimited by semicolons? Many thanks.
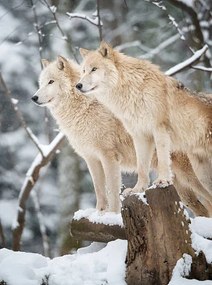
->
70;217;126;242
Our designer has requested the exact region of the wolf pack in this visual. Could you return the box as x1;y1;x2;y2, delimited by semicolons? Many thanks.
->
32;42;212;217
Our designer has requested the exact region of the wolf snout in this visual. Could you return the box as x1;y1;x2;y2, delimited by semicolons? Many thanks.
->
76;83;83;90
31;95;38;102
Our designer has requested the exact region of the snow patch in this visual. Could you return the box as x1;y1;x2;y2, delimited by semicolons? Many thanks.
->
0;240;127;285
73;208;123;227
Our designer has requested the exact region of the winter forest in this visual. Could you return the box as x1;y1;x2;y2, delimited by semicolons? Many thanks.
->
0;0;212;284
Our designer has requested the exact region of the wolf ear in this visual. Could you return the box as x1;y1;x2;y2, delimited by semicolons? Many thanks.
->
41;59;50;68
98;41;114;59
57;55;68;70
79;48;91;58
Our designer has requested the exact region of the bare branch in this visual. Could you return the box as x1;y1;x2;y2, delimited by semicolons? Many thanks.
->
12;132;65;251
0;73;45;157
96;0;103;41
30;0;43;69
165;45;208;76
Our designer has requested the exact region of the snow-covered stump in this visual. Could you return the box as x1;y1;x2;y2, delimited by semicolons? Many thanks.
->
121;185;211;285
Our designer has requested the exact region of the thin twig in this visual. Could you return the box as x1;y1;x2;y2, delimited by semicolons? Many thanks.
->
0;73;44;157
96;0;103;41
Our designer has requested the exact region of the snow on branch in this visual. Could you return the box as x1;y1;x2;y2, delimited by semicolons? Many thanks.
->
66;12;103;27
191;65;212;72
165;45;208;76
0;72;45;156
12;132;65;251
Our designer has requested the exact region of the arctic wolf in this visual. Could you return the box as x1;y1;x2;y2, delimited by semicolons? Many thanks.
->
77;42;212;194
32;56;212;216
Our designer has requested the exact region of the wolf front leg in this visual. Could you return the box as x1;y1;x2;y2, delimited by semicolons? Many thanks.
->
153;125;173;187
86;157;108;211
101;155;121;213
124;134;154;195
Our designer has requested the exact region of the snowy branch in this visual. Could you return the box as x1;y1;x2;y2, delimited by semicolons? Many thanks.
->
165;45;208;76
166;0;204;45
12;132;65;251
0;73;45;156
191;65;212;72
66;12;103;27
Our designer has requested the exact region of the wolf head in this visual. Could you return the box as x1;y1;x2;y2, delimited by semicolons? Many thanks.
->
32;56;79;108
76;41;118;95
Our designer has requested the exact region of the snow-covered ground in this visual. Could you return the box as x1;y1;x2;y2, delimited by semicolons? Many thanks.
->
0;211;212;285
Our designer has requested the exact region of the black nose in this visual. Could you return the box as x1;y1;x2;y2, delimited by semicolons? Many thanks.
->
31;95;38;102
76;83;82;90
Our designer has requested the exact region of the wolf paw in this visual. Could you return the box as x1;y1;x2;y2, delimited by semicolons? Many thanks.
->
122;187;145;197
152;178;173;189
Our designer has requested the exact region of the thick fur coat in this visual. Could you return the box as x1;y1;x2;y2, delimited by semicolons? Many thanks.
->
77;42;212;194
32;56;212;215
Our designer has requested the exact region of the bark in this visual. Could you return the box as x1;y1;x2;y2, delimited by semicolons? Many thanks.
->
121;185;211;285
70;217;126;242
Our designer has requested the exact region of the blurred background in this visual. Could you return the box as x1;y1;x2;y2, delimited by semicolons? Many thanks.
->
0;0;211;257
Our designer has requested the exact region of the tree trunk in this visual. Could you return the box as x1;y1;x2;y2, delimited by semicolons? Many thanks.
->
58;144;82;254
121;185;211;285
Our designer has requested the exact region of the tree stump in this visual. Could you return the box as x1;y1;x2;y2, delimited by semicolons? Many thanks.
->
70;217;126;242
121;185;212;285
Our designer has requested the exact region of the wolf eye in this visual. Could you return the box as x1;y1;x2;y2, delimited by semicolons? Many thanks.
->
48;80;54;84
91;67;97;72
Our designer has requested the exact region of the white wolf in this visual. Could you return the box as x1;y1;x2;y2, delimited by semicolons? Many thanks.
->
32;56;212;216
76;42;212;195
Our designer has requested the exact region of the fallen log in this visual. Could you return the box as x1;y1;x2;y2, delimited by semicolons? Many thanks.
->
70;216;126;242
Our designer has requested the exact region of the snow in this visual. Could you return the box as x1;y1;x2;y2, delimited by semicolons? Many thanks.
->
166;45;208;76
73;208;123;227
66;12;103;26
0;240;127;285
1;216;212;284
